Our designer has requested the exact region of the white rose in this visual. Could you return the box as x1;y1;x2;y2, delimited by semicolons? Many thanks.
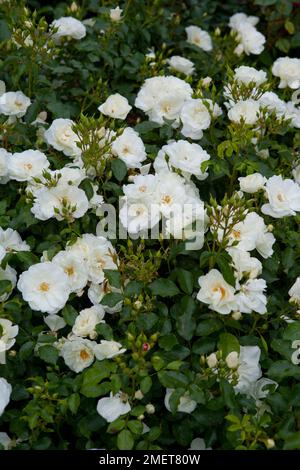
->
227;247;262;281
97;392;131;422
259;91;287;119
44;118;81;158
164;388;197;414
235;25;265;56
110;6;123;22
154;140;210;180
167;56;195;76
238;173;266;193
98;93;132;120
111;127;146;168
135;76;193;126
51;17;86;41
234;66;267;86
262;175;300;218
236;279;267;314
8;150;49;182
52;250;89;292
180;99;211;140
197;269;237;315
17;261;70;314
31;184;89;222
185;25;212;51
72;305;105;339
234;346;262;395
0;378;11;416
229;13;259;30
60;337;95;372
0;91;31;117
228;99;260;125
94;340;126;360
0;227;30;253
272;57;300;89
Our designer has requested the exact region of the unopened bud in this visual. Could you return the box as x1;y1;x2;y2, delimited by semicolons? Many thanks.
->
134;390;144;400
225;351;239;369
207;353;218;368
266;438;275;449
232;311;242;321
145;403;155;414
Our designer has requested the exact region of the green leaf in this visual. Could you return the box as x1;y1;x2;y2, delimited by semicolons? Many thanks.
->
283;322;300;341
62;305;78;326
268;360;300;381
111;159;127;182
176;269;194;294
176;296;196;341
101;292;123;307
38;345;59;365
124;280;143;296
188;384;206;404
284;432;300;450
216;256;236;287
79;179;94;200
104;269;121;288
196;318;223;336
220;378;236;409
15;251;39;269
127;420;143;435
68;393;80;414
134;121;161;134
157;371;189;388
117;429;134;450
107;418;126;434
218;333;240;358
81;361;116;397
140;376;152;394
149;279;179;297
158;334;178;351
95;323;113;340
0;280;12;296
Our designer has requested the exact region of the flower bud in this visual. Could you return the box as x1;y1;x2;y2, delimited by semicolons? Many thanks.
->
207;353;218;368
145;403;155;414
134;390;144;400
266;438;275;449
225;351;239;369
232;311;242;321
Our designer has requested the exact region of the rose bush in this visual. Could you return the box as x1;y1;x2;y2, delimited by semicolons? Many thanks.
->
0;0;300;451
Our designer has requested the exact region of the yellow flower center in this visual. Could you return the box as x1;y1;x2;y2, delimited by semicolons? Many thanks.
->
213;285;227;300
39;282;50;292
80;349;90;361
65;266;74;276
162;195;172;204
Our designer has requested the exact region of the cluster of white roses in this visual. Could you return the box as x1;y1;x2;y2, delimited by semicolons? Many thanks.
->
119;168;207;240
206;346;277;398
225;63;300;128
135;75;222;139
229;12;266;56
198;211;276;316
